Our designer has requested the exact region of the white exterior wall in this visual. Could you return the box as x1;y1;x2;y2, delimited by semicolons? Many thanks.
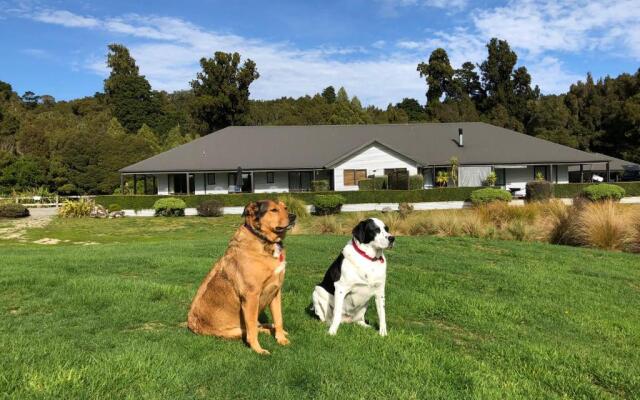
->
194;172;229;194
254;171;289;193
333;145;418;191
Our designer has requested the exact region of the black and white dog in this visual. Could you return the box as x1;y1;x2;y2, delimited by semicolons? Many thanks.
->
311;218;394;336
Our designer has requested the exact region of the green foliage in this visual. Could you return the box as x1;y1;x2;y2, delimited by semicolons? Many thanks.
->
104;44;161;133
95;187;482;210
277;194;309;219
196;199;223;217
108;203;122;212
190;51;260;132
0;203;29;218
312;194;346;215
470;188;512;205
0;157;46;190
358;176;387;190
396;98;427;121
484;171;497;186
409;175;424;190
153;197;186;217
58;199;94;218
583;184;626;202
310;180;330;192
417;48;454;106
436;171;449;187
526;181;553;202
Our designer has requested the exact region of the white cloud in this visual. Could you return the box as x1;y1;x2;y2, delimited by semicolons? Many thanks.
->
32;9;99;28
473;0;640;57
29;10;423;106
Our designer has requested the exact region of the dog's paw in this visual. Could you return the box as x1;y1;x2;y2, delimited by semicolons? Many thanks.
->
356;321;372;329
254;347;271;355
379;326;387;336
328;326;339;336
276;335;290;346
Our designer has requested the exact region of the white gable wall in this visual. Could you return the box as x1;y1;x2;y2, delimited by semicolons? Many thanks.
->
333;144;418;191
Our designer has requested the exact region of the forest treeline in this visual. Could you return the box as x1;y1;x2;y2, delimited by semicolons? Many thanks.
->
0;38;639;194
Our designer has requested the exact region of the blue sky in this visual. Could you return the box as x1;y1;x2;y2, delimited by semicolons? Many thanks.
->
1;0;639;106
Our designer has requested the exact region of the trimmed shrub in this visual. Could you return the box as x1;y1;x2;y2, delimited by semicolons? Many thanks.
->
310;180;330;192
58;199;94;218
153;197;186;217
197;199;223;217
526;180;553;202
470;188;512;206
409;175;424;190
312;194;346;215
277;195;309;219
358;176;388;191
553;182;639;199
108;203;122;212
0;203;30;218
583;184;625;202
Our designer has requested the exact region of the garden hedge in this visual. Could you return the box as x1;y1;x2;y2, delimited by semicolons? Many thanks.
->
95;187;481;210
0;203;30;218
358;176;388;190
470;188;512;205
552;182;640;198
583;184;626;202
94;182;640;210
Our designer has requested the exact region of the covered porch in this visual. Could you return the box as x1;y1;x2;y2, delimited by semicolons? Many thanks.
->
120;169;334;195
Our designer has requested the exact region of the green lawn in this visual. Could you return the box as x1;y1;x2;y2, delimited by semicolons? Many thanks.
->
1;217;639;399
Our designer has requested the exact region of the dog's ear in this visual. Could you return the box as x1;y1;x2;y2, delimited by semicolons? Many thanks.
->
242;201;258;218
352;220;368;243
242;201;269;220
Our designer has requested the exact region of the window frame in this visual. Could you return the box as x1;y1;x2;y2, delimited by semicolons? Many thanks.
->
266;172;275;184
206;173;216;186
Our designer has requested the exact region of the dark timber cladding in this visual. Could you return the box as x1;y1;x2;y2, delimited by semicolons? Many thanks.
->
120;122;613;174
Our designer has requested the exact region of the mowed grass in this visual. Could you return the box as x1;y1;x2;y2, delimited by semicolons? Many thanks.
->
1;217;640;399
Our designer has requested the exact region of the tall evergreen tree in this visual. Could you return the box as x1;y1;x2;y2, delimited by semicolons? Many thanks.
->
104;44;160;133
417;48;454;106
321;86;336;104
190;51;259;133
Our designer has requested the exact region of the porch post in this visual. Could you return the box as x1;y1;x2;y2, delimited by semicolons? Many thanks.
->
251;171;255;193
606;162;610;182
133;174;137;195
153;176;157;194
579;164;584;183
432;165;436;188
143;175;148;195
186;172;190;195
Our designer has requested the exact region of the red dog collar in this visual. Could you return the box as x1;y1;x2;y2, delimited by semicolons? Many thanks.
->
351;239;384;263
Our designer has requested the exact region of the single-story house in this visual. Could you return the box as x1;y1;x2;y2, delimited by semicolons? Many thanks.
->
120;122;618;196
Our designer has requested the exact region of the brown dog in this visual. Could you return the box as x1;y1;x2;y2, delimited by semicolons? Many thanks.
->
187;200;296;354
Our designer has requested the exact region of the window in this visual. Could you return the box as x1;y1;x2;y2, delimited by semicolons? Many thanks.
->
266;172;275;184
206;173;216;185
228;173;236;186
343;169;367;186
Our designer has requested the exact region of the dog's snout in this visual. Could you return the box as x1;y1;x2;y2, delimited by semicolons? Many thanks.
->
388;236;396;243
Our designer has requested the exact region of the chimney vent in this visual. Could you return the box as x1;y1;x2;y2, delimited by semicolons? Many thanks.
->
458;128;464;147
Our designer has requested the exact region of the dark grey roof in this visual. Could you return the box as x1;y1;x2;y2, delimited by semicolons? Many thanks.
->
121;122;612;173
568;153;639;172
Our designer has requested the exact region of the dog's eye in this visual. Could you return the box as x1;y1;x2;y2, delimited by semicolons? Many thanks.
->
384;226;389;232
270;208;278;212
